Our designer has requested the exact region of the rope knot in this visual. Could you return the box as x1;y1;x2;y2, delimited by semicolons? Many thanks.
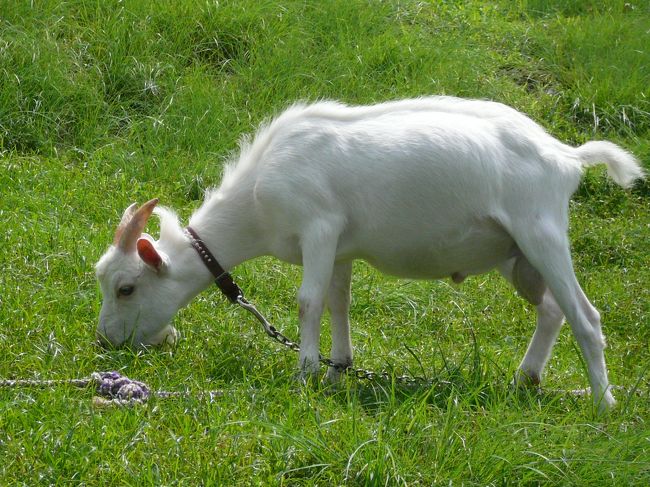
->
91;371;150;405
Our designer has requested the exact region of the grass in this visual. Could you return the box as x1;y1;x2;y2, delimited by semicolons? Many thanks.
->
1;0;649;484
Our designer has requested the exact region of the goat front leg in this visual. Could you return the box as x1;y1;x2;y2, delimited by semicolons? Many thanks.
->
296;225;339;381
325;261;353;382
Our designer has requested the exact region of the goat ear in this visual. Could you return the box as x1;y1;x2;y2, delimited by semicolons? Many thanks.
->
118;198;159;252
136;237;165;271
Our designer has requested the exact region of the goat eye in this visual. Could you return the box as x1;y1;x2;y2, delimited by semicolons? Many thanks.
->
118;285;135;297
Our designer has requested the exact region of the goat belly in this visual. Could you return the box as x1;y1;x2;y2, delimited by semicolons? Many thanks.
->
339;218;515;280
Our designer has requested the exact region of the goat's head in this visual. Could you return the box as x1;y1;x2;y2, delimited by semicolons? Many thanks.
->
95;199;195;349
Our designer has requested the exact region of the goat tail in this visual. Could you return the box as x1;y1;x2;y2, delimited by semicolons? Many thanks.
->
576;141;645;188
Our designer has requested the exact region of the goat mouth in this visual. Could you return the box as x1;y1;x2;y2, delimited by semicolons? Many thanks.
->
95;326;179;351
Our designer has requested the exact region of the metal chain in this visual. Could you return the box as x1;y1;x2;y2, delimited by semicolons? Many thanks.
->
236;296;430;386
234;298;650;397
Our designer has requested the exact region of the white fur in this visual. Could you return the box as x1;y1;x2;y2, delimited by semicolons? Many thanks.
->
96;96;644;411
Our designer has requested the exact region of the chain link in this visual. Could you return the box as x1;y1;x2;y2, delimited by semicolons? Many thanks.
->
236;296;430;386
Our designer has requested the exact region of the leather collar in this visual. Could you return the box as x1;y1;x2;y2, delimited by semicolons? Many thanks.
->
185;226;243;303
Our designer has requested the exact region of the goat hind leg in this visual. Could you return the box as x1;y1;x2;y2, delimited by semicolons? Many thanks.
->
509;221;615;411
517;291;565;387
499;259;565;388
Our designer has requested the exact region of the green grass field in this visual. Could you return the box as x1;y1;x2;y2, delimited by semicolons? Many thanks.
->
1;0;649;484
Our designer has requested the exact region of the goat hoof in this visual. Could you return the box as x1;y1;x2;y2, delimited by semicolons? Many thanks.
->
325;364;350;384
595;388;616;414
294;367;320;386
512;369;541;389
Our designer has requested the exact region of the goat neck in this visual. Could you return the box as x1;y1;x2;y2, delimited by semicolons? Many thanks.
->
187;184;266;273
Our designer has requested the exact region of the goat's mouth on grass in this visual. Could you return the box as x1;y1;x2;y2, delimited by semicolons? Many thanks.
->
95;325;179;351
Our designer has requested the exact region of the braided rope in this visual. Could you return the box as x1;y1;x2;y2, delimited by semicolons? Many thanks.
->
0;371;223;407
1;370;645;409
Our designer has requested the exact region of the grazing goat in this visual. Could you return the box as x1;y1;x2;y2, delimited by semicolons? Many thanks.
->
95;96;644;411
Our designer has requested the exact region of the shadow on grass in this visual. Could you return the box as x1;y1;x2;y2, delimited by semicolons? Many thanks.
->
320;332;595;416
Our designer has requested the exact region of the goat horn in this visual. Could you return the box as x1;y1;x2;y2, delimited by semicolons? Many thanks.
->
117;198;159;252
113;202;139;246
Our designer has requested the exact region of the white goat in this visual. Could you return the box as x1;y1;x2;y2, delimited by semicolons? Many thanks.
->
95;96;644;411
